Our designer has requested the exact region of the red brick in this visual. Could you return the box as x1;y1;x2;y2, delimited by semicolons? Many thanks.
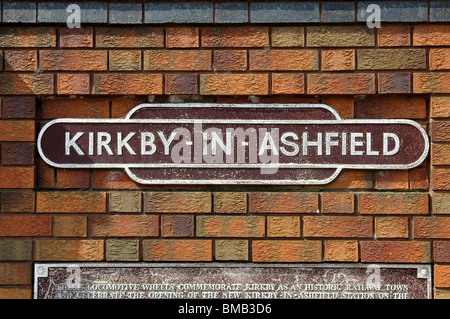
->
93;74;163;95
432;168;450;190
378;73;411;94
42;98;110;119
249;192;318;213
321;97;354;119
0;288;31;299
307;73;375;95
321;49;355;71
37;165;54;188
0;263;31;285
0;27;56;47
414;217;450;239
57;74;90;95
109;50;141;71
4;50;37;71
0;216;51;236
144;192;211;213
1;143;35;165
161;215;194;237
321;192;354;214
89;215;159;237
59;27;93;47
56;169;90;189
214;50;247;71
36;192;106;213
196;216;265;238
434;265;450;288
375;171;409;190
431;96;450;118
1;96;35;119
413;73;450;94
410;168;429;190
361;241;431;263
200;74;269;95
324;240;358;262
165;74;198;95
1;191;35;212
267;216;300;237
375;217;409;239
356;96;426;119
54;216;87;237
143;239;212;261
92;169;141;189
413;25;450;46
378;26;411;47
202;27;269;47
358;193;428;215
144;50;211;71
272;73;305;95
431;121;450;142
111;96;147;118
213;192;247;214
304;216;372;238
40;50;107;71
252;240;322;262
0;167;34;188
166;27;199;48
0;74;54;95
250;50;318;71
324;170;372;189
434;241;450;263
35;240;104;261
430;49;450;71
96;27;164;48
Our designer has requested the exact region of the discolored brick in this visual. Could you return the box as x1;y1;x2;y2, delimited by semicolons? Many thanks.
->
249;192;318;213
54;216;87;237
0;239;32;260
361;241;431;263
272;73;304;95
324;240;358;262
215;240;248;261
252;240;321;262
165;74;198;95
109;191;141;213
375;217;409;239
213;192;247;214
89;215;159;237
35;240;104;261
106;240;139;261
161;215;194;237
1;191;35;212
271;27;304;47
267;216;300;237
143;239;212;261
196;216;265;238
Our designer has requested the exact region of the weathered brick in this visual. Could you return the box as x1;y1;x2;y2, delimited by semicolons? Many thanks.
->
196;216;265;238
1;96;35;119
357;49;426;70
1;191;35;212
213;192;247;214
202;27;269;47
42;98;110;119
324;240;358;262
413;73;450;94
59;27;93;48
249;192;318;213
360;241;431;263
2;143;35;165
0;239;32;260
304;216;372;238
0;27;56;47
431;121;450;142
359;193;428;215
93;74;163;95
252;240;322;262
215;2;248;23
250;50;318;71
214;50;247;71
57;74;90;95
410;168;429;190
145;2;213;23
109;50;141;71
413;25;450;46
322;49;355;71
375;171;409;190
40;50;107;71
432;144;450;165
414;217;450;239
35;240;104;261
251;2;319;23
36;192;106;213
165;74;198;95
0;288;31;299
109;192;141;213
435;289;450;299
92;169;141;189
111;96;147;118
375;217;409;239
54;216;87;237
144;192;211;213
0;263;31;285
4;50;37;71
0;167;34;188
161;215;194;237
144;50;211;71
200;74;269;95
307;26;374;47
89;215;159;237
431;96;450;118
37;165;54;189
56;169;90;189
0;216;51;236
271;27;304;47
272;73;304;95
435;265;450;288
321;97;354;119
267;216;300;237
378;73;411;94
321;193;354;214
307;73;375;95
166;27;199;48
325;170;373;189
434;241;450;263
432;168;450;190
430;49;450;70
0;74;54;95
109;3;142;24
357;96;426;119
96;27;164;48
143;239;212;261
433;193;450;214
106;239;139;261
378;26;411;47
215;240;248;261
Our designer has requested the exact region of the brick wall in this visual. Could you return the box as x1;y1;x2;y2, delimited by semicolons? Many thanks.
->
0;1;450;299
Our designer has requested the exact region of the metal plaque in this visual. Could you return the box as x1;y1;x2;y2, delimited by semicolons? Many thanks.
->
34;263;432;299
38;104;429;184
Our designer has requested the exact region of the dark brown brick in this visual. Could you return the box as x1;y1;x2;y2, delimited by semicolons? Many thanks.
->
1;143;35;165
161;215;194;237
165;74;198;95
1;191;35;213
1;96;35;119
